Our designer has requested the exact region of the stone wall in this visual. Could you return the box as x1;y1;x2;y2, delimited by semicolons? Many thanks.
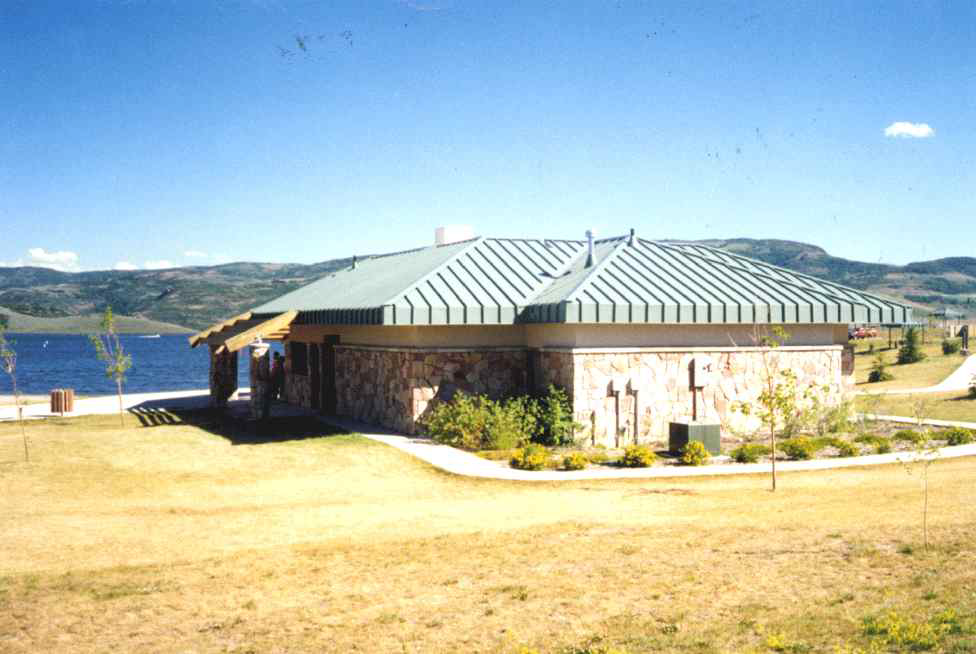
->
283;341;312;409
209;346;238;409
554;346;846;447
335;346;529;434
281;337;850;443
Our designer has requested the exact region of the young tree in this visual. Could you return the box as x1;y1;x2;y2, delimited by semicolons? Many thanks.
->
89;307;132;427
897;326;926;364
867;352;894;383
901;396;938;551
731;325;795;491
0;327;29;462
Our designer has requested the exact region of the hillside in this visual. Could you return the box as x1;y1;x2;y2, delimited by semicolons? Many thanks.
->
0;259;352;332
0;306;191;334
0;241;971;331
691;239;976;314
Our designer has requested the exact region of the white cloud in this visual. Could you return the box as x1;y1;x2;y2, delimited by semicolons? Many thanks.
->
183;250;208;258
884;121;935;138
113;261;139;271
0;248;82;272
212;253;232;264
27;247;81;272
143;259;175;270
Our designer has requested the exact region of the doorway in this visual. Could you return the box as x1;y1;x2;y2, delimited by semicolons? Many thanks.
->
309;344;321;411
321;335;340;415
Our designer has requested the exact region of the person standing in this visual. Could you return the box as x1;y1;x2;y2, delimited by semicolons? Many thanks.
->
271;352;284;401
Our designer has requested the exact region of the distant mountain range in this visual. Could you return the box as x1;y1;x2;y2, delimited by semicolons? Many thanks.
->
0;240;972;332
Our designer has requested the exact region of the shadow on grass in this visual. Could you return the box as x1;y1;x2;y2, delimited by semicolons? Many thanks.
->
129;406;347;445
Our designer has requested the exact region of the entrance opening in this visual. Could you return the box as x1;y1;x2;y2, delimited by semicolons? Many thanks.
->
309;344;321;411
321;335;340;415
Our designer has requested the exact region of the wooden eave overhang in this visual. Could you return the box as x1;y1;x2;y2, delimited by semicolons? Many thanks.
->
188;310;298;354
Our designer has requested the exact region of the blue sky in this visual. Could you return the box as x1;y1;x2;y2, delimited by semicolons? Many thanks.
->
1;1;973;272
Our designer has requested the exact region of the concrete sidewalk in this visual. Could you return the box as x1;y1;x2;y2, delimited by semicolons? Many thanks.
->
3;389;974;481
320;414;976;481
858;353;976;396
0;388;216;421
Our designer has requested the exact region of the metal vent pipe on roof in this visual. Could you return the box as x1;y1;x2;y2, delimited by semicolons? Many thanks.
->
435;225;474;246
628;228;635;246
585;229;595;267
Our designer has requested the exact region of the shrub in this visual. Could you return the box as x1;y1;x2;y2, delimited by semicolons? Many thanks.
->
620;444;656;468
897;327;926;364
825;437;859;457
533;385;579;447
730;443;771;463
867;352;894;383
510;444;549;471
422;392;494;450
679;441;710;466
941;427;974;446
780;438;818;460
586;448;610;465
942;339;961;355
816;400;854;434
893;429;927;446
855;433;892;454
423;392;542;450
487;396;537;450
562;451;588;471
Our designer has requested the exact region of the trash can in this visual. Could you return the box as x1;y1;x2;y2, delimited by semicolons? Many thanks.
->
50;389;64;414
50;389;75;415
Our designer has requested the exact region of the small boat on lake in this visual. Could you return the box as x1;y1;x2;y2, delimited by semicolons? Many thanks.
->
139;334;161;339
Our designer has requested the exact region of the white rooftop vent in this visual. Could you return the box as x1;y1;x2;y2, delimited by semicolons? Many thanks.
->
435;225;474;246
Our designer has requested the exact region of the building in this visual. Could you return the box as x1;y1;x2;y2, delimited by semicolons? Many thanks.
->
190;230;913;444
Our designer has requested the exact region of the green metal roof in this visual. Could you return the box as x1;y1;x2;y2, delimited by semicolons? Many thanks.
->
250;233;913;326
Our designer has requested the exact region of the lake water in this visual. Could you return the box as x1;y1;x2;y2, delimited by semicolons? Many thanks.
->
0;333;282;396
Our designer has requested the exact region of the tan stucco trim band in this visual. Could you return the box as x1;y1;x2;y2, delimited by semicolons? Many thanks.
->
537;345;845;354
335;344;528;354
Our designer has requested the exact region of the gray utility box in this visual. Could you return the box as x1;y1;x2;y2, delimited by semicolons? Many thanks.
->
669;422;722;455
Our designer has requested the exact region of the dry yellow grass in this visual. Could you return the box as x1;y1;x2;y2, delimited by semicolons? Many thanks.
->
2;411;976;653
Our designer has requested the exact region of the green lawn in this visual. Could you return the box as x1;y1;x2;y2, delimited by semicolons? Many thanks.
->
856;390;976;423
854;336;968;391
1;411;975;653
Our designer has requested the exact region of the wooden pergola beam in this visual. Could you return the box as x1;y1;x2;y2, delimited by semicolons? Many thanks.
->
189;311;253;348
217;310;298;354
